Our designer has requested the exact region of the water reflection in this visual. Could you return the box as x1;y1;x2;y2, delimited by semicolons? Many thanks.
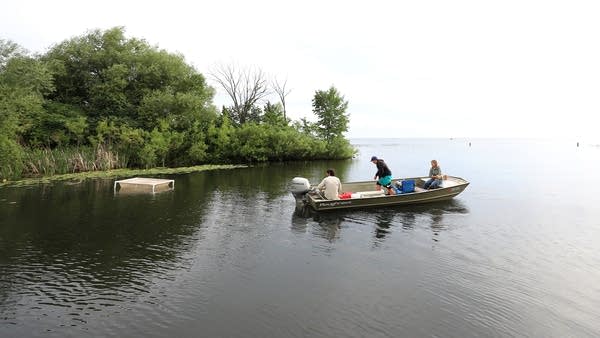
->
367;200;469;245
290;213;309;234
291;209;346;242
311;213;343;242
7;139;600;338
212;160;353;201
424;200;469;239
398;211;417;230
429;207;445;240
0;174;214;331
292;199;470;245
374;210;394;239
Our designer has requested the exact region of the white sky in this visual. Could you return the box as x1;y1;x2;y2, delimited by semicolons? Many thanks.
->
1;0;599;140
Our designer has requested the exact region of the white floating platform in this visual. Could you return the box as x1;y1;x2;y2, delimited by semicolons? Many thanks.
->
114;177;174;194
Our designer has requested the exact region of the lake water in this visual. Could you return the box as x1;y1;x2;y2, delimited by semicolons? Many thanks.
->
1;138;600;337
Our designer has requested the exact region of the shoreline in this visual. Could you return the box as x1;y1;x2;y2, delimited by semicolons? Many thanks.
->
0;164;246;188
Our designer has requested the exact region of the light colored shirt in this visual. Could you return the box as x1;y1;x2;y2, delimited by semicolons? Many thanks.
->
317;176;342;200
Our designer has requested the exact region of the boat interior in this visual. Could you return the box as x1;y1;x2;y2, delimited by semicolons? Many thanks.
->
309;176;465;201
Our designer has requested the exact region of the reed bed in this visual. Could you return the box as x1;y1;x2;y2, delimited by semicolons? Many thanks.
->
21;145;125;177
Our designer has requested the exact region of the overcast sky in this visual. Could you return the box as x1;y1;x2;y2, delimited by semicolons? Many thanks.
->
2;0;599;140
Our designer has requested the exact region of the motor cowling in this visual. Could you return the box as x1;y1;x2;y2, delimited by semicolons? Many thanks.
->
290;177;311;197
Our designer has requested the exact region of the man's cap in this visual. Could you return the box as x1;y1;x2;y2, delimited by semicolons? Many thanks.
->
370;156;378;161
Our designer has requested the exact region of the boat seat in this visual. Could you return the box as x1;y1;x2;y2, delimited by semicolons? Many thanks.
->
354;190;385;198
440;179;458;188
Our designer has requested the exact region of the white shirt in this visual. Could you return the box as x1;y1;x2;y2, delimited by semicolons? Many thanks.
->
317;176;342;200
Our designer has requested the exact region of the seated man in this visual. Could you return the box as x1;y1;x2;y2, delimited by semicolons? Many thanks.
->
424;159;443;189
317;168;342;200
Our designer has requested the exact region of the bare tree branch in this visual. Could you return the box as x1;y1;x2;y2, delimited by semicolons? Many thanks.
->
210;64;270;124
272;77;291;121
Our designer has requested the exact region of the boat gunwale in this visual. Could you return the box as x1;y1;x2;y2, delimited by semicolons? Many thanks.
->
305;175;469;211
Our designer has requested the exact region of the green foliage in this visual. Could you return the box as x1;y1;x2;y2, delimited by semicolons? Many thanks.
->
0;135;24;179
312;86;349;143
19;145;121;177
22;102;89;147
207;114;235;163
0;54;53;144
185;121;209;164
0;85;22;136
64;115;88;145
116;125;146;167
0;39;27;71
44;27;215;126
235;123;270;162
1;29;356;181
138;89;217;132
262;101;288;127
225;123;350;162
89;118;121;148
187;140;209;163
0;85;26;180
1;56;55;95
325;136;356;159
138;120;184;168
293;117;318;137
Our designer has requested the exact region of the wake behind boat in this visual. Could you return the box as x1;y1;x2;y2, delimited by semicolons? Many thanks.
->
291;176;469;211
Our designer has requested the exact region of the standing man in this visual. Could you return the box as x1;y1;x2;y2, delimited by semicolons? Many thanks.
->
317;168;342;200
371;156;395;195
424;159;443;189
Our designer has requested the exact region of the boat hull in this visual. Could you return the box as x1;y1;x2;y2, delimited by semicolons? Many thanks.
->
305;176;469;211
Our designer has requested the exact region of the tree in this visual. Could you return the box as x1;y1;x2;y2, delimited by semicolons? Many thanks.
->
0;86;26;179
210;64;269;125
34;27;217;166
0;39;27;71
0;134;24;179
207;113;235;163
0;92;24;180
272;77;291;121
0;44;53;159
262;101;287;126
44;27;215;129
1;30;359;179
312;86;349;143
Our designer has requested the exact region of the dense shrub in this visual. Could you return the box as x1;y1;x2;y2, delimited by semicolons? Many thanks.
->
0;30;355;180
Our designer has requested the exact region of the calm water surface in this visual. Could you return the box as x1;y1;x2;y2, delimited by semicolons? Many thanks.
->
1;138;600;337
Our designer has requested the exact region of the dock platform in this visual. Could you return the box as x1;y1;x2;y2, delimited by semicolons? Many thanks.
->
114;177;175;194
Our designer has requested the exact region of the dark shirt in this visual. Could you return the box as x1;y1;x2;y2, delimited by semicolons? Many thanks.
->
375;159;392;178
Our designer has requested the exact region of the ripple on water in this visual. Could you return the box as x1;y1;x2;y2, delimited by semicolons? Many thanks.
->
3;146;600;337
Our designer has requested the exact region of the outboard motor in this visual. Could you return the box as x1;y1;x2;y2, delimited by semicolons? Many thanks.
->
290;177;311;209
